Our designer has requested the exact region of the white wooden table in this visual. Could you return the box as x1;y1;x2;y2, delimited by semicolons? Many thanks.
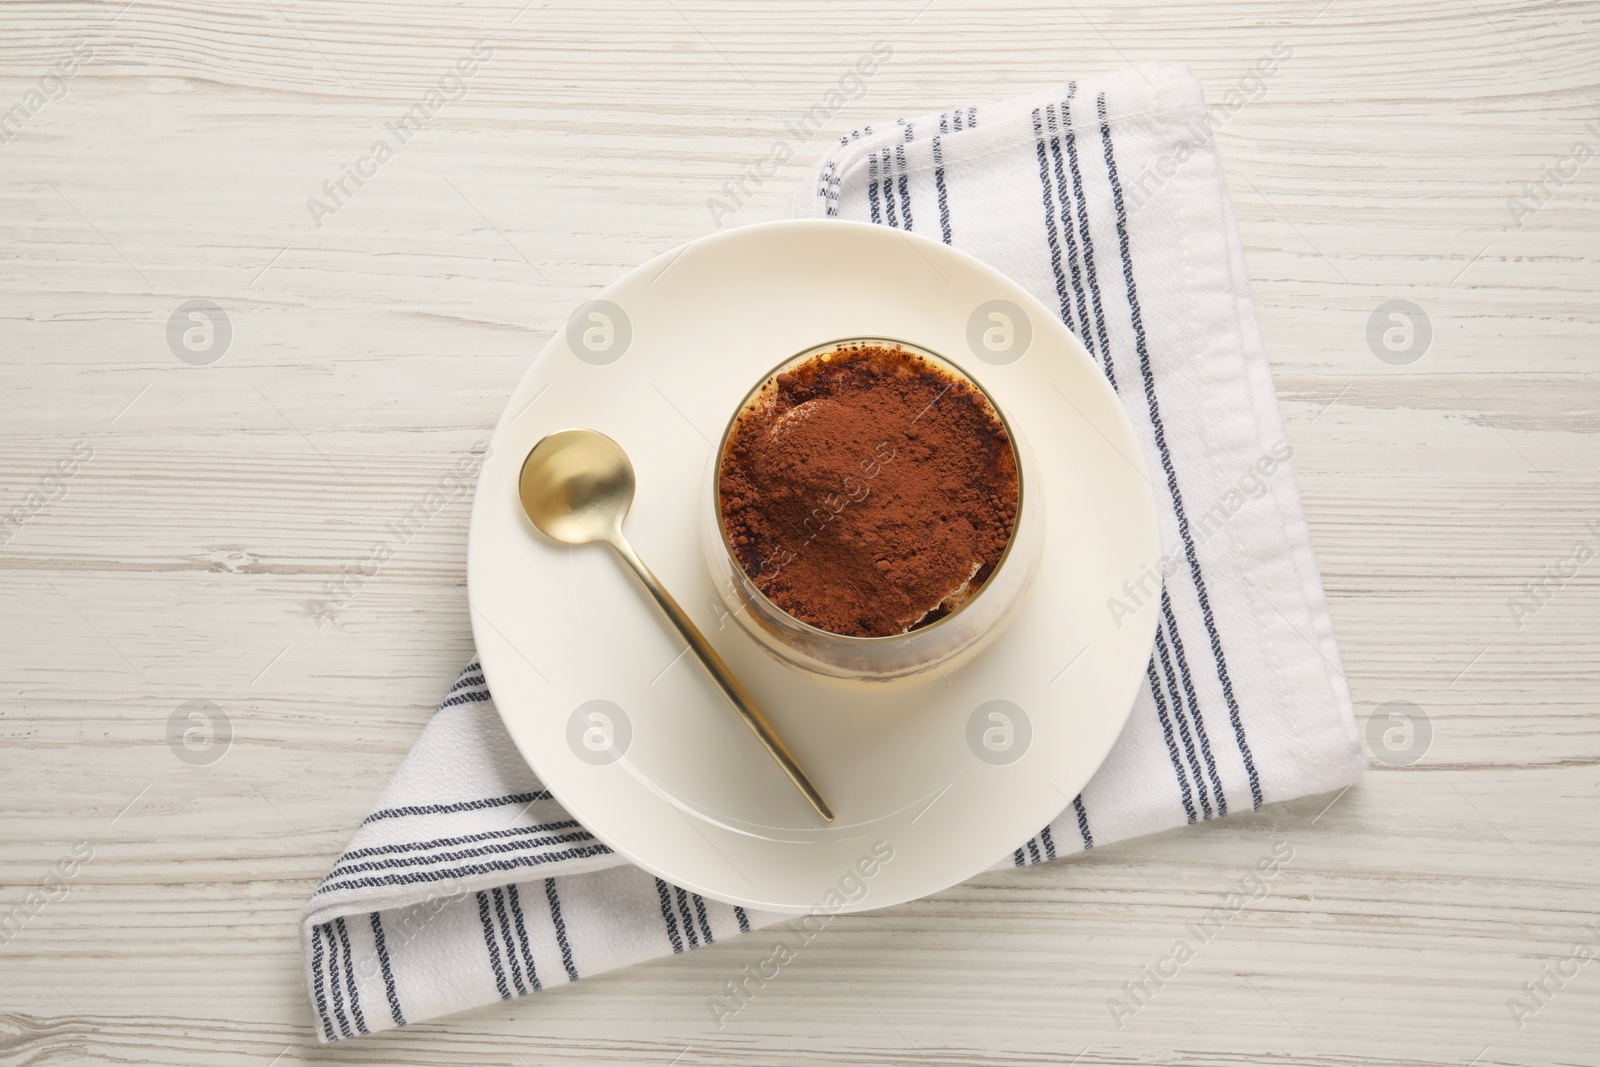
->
2;2;1596;1064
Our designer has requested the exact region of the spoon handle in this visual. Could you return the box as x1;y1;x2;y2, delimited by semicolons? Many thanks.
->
607;533;835;823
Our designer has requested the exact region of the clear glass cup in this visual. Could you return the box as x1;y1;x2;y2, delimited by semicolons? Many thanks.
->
701;338;1045;685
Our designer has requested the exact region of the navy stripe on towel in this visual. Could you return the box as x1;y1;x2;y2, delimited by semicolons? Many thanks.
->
335;917;368;1035
318;843;614;896
448;671;485;694
324;827;600;883
1154;626;1213;820
1041;88;1207;825
1160;590;1228;815
1072;795;1094;850
332;819;588;867
323;922;353;1038
1058;91;1118;389
440;690;494;709
1044;103;1100;377
476;891;512;1000
1031;107;1079;344
545;878;580;983
506;883;542;992
1053;87;1237;826
1147;662;1198;824
673;886;700;950
1039;822;1058;861
894;124;914;232
310;920;336;1041
867;150;883;225
691;892;715;946
1060;123;1224;818
881;147;899;229
491;887;529;996
361;791;553;826
655;878;684;954
1097;91;1262;808
370;912;405;1028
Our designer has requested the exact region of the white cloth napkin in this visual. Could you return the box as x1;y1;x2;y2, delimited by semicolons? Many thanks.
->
300;61;1364;1041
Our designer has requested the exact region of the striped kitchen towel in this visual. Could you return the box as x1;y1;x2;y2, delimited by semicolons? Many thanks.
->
301;61;1364;1040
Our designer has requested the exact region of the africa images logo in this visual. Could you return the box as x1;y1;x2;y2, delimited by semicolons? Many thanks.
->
306;41;494;228
0;41;93;149
706;42;893;227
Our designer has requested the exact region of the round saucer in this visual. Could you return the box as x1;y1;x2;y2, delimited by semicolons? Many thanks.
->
467;219;1159;914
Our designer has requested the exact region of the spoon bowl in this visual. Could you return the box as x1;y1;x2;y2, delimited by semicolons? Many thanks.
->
519;429;636;546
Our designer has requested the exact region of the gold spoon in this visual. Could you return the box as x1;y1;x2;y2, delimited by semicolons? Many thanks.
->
518;428;834;823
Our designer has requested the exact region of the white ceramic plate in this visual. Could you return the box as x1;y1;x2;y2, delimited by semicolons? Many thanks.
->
468;219;1159;914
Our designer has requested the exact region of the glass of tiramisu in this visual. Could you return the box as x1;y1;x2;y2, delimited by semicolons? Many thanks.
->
703;338;1044;683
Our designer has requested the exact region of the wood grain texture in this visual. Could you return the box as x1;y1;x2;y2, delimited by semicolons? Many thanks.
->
1;1;1596;1064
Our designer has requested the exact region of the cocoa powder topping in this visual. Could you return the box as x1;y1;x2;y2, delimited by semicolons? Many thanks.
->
717;342;1019;638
